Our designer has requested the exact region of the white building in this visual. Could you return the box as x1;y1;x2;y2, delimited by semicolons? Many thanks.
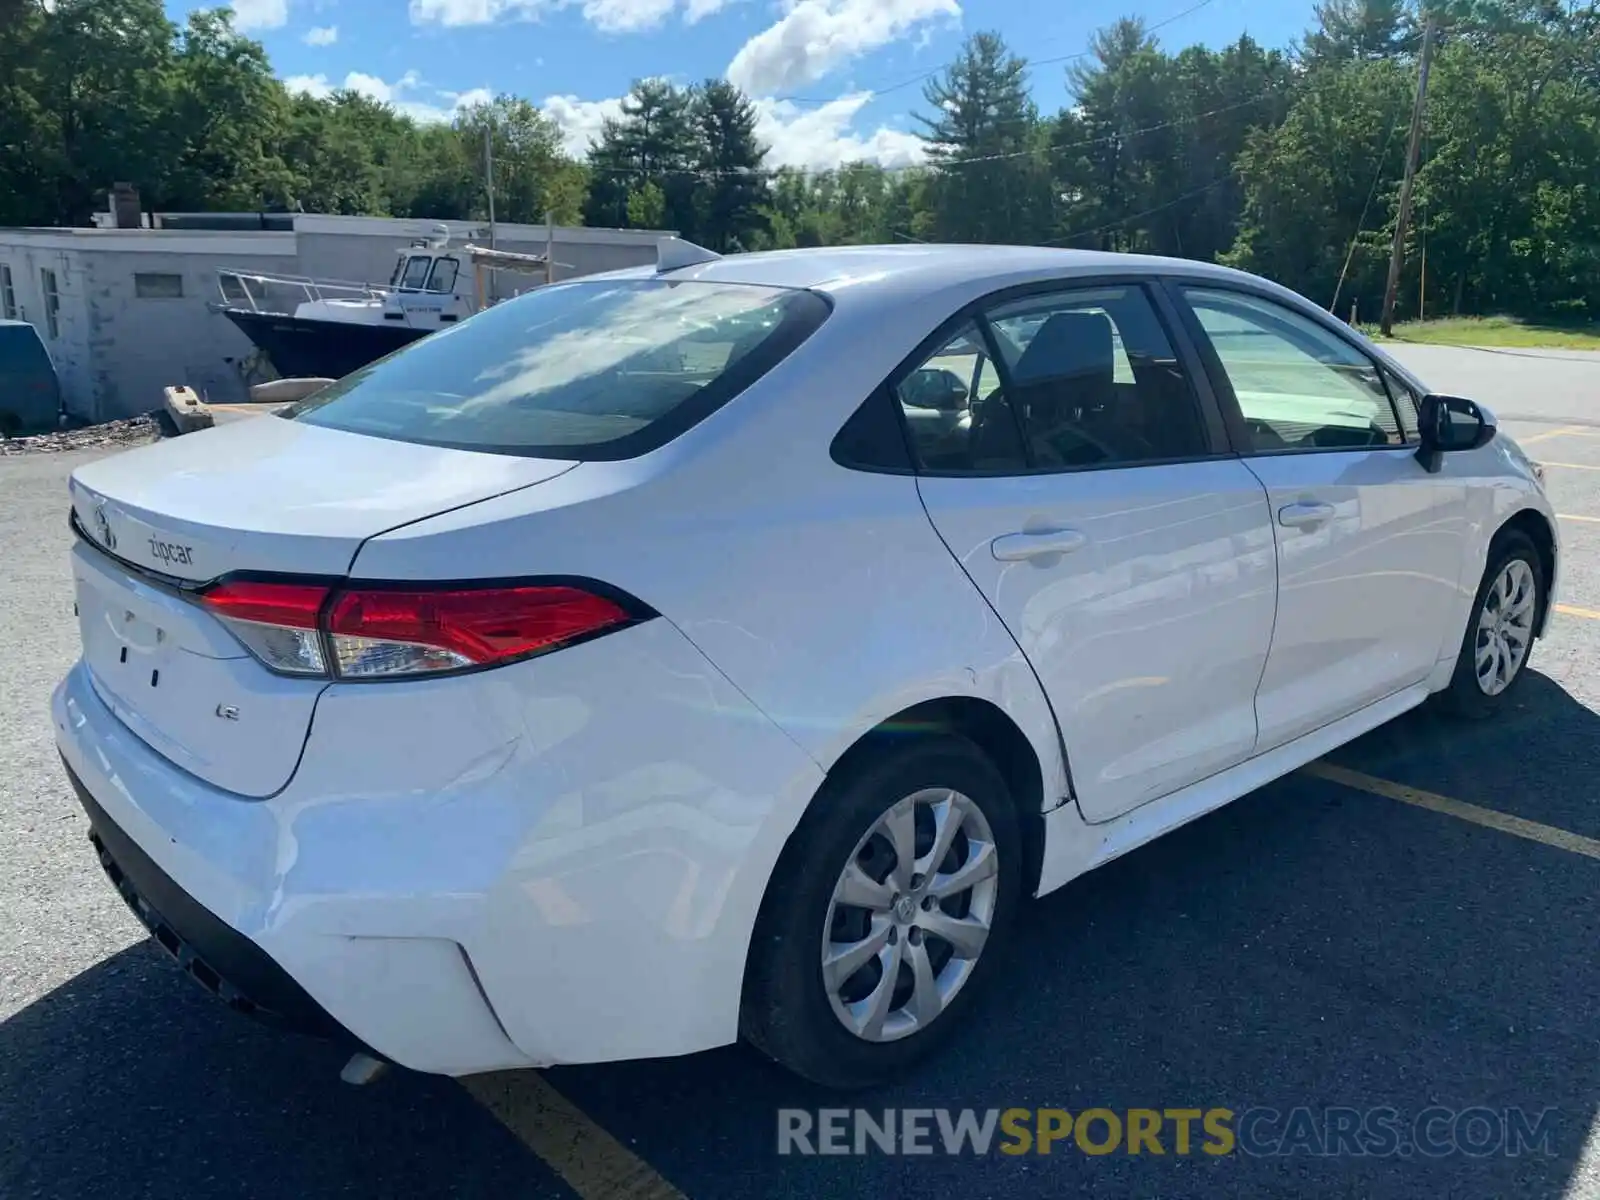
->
0;214;669;422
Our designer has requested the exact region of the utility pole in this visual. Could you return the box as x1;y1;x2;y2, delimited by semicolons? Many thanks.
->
483;124;497;304
484;125;497;252
1380;12;1436;336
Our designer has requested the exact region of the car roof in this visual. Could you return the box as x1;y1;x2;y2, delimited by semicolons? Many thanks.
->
602;243;1260;297
565;243;1433;395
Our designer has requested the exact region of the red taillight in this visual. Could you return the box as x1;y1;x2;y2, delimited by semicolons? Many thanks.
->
326;586;632;678
199;578;641;680
200;580;329;629
201;581;331;675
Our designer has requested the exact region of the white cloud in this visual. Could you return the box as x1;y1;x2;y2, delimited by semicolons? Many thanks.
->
756;93;926;171
408;0;514;24
579;0;677;32
232;0;290;31
446;87;496;110
683;0;730;22
285;70;492;123
541;94;626;157
302;24;338;44
541;88;925;171
408;0;728;33
727;0;959;97
284;73;334;98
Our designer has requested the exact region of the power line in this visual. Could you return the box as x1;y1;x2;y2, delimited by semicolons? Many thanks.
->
1329;96;1408;314
1041;177;1234;247
582;86;1281;183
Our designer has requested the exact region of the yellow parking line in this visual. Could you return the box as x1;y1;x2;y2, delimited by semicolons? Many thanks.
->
1558;513;1600;523
1539;461;1600;471
1557;603;1600;621
1518;426;1586;445
463;1072;687;1199
1305;762;1600;861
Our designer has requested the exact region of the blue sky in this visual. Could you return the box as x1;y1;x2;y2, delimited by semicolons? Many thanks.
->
177;0;1319;169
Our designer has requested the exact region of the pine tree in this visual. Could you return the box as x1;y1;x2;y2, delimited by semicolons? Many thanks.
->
916;32;1050;244
693;80;768;252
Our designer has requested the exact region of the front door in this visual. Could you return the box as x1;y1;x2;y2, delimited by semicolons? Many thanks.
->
908;282;1279;823
1176;285;1466;751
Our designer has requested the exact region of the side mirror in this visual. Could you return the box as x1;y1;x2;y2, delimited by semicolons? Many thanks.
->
902;367;970;413
1416;393;1496;474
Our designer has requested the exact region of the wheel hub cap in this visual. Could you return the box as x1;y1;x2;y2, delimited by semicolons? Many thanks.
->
1475;558;1536;697
820;788;1000;1044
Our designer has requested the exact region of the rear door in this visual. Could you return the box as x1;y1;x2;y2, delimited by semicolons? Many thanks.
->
911;281;1279;823
1173;284;1465;751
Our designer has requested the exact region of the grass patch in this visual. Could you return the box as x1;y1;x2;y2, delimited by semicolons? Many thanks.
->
1361;314;1600;350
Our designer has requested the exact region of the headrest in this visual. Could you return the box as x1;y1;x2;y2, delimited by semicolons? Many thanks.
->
1012;311;1115;387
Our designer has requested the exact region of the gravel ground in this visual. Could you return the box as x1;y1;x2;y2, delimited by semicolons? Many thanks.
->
2;347;1597;1200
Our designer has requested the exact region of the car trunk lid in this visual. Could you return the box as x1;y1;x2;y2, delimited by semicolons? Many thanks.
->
68;417;577;796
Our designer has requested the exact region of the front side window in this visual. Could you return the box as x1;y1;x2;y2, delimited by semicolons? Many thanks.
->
399;256;432;290
427;257;460;295
289;279;830;459
985;285;1210;469
1183;287;1405;453
0;263;16;319
40;268;59;339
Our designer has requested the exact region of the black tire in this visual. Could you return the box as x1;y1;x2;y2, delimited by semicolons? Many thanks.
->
740;734;1023;1090
1437;529;1544;719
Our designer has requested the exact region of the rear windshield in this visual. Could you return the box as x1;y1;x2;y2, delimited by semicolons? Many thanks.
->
286;278;830;459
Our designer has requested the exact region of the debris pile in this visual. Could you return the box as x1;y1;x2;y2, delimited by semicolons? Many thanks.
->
0;416;159;457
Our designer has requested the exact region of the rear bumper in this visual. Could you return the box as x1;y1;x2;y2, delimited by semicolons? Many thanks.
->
53;616;825;1075
65;759;348;1042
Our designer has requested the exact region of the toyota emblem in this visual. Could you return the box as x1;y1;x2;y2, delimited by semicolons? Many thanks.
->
94;502;116;551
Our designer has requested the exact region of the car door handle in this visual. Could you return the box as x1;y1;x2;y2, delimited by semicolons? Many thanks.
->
1277;501;1336;529
991;529;1089;561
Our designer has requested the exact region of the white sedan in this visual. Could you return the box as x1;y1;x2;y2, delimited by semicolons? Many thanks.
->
54;244;1557;1089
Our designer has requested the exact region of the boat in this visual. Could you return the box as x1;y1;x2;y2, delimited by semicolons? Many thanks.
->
211;225;556;381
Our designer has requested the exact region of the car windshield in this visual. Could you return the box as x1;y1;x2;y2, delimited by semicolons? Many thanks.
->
287;278;830;459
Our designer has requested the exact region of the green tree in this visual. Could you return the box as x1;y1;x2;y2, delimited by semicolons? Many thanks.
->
457;96;587;225
163;10;295;212
25;0;180;224
626;180;667;228
692;79;768;251
1299;0;1420;65
583;78;700;232
1225;56;1416;314
916;32;1052;243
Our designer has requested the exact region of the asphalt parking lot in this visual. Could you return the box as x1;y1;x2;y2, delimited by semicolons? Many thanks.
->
2;344;1597;1199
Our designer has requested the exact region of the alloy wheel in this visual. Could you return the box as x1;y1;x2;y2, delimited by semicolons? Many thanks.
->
1475;558;1537;696
821;788;999;1043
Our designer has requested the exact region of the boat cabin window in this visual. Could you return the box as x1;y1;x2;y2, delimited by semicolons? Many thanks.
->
399;255;434;291
426;257;459;295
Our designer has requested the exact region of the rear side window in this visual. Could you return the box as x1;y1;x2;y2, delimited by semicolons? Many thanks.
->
288;279;831;460
985;285;1210;469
